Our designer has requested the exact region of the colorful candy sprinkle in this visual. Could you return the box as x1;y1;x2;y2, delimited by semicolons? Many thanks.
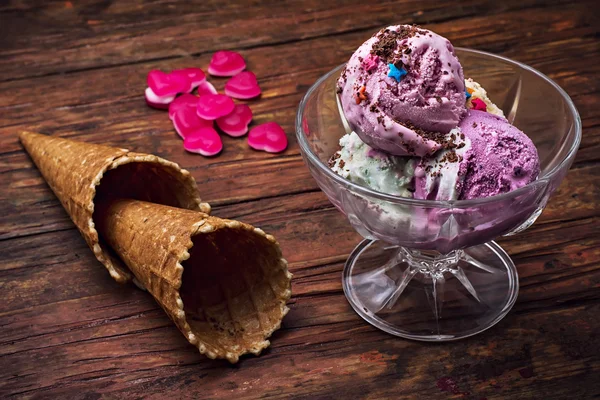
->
363;55;379;72
466;86;474;100
354;86;368;105
470;98;487;112
387;63;407;82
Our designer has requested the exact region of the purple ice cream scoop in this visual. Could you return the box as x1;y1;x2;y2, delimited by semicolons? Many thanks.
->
414;110;540;201
337;25;467;157
457;110;540;199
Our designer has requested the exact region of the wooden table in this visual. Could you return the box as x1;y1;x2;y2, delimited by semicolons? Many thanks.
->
1;1;599;398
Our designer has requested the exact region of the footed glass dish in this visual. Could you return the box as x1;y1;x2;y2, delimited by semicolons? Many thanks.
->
296;48;581;340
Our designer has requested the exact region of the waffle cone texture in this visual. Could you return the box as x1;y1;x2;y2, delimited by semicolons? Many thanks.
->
19;132;292;363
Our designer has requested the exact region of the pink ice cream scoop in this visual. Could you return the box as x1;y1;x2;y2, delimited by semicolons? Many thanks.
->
414;110;540;201
337;25;467;157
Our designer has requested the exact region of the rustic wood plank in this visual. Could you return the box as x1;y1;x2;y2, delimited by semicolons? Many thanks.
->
2;293;599;398
1;0;591;81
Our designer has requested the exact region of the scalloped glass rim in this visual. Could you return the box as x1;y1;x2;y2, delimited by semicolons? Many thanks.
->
295;47;582;208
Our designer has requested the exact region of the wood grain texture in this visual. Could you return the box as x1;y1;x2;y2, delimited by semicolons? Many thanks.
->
1;0;599;398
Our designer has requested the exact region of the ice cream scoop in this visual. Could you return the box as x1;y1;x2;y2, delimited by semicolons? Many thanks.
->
330;131;416;198
337;25;467;157
414;110;539;200
455;110;540;199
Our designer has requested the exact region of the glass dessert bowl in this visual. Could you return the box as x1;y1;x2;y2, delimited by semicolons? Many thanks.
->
296;48;581;341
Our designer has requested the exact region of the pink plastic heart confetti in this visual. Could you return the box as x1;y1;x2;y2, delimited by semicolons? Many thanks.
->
216;104;253;137
224;71;261;99
248;122;288;153
197;81;218;96
168;93;199;119
173;106;213;140
208;51;246;77
183;127;223;156
197;94;235;120
145;87;176;110
147;70;190;97
172;68;206;92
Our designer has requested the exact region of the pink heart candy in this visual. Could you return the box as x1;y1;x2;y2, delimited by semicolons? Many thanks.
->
216;104;253;137
145;87;175;110
197;81;218;96
224;71;261;99
208;50;246;77
197;94;235;120
147;70;190;97
184;127;223;157
172;68;206;92
169;93;199;119
173;107;213;140
248;122;287;153
168;94;212;139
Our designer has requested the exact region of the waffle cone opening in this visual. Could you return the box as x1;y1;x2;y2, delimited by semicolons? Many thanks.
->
94;199;291;363
94;160;205;212
181;226;291;358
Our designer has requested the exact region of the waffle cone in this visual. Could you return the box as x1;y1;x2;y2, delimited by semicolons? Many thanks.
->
19;131;210;282
20;132;292;362
95;199;292;363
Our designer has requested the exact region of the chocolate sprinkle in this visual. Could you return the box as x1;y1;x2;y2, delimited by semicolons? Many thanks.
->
445;150;459;163
370;25;422;63
328;151;341;168
395;119;448;145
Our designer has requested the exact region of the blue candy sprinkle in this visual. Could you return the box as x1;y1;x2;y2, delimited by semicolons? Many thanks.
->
465;89;471;99
387;63;407;82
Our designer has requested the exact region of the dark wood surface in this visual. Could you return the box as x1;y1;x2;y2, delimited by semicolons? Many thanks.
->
1;0;599;398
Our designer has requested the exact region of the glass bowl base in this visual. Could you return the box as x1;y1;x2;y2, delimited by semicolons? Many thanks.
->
343;240;519;341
